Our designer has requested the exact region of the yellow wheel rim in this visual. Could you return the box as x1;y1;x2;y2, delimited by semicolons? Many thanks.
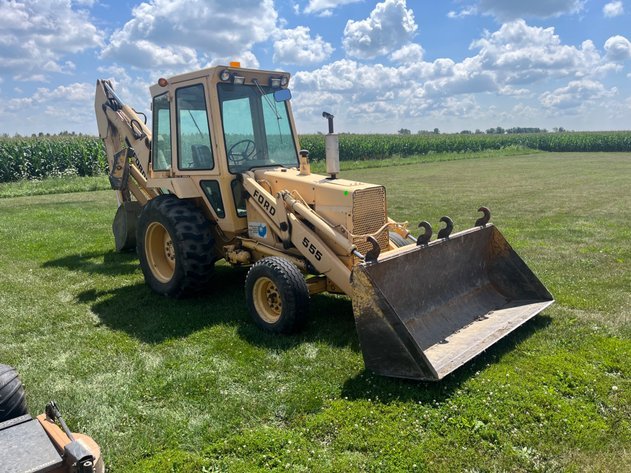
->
145;221;175;283
253;277;282;324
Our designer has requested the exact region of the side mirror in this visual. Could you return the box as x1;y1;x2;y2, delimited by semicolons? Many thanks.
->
273;89;292;102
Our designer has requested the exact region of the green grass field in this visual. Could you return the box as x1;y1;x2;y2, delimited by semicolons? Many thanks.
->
0;152;629;472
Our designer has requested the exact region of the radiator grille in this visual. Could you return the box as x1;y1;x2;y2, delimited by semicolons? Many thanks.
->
352;186;388;255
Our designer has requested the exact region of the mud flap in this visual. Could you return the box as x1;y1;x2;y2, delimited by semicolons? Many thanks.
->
112;201;142;252
351;225;554;381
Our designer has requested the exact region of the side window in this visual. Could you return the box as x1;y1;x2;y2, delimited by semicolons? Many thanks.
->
176;84;214;170
200;181;225;218
231;179;247;218
152;93;171;171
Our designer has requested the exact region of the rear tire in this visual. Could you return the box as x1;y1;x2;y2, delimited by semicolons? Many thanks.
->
245;257;309;334
0;365;28;423
137;195;216;298
389;231;414;248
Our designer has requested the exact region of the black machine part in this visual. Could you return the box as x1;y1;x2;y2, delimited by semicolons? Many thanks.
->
65;439;97;472
46;400;75;441
0;364;28;423
0;414;96;473
0;414;64;473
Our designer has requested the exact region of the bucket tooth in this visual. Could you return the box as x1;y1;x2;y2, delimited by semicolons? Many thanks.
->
351;224;554;381
437;216;454;239
475;207;491;227
417;221;433;246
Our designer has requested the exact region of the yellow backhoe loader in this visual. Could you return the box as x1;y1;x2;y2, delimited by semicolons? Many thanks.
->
94;63;553;381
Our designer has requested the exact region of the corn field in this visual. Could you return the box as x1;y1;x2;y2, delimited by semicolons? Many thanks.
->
0;136;107;183
1;132;630;183
300;131;631;161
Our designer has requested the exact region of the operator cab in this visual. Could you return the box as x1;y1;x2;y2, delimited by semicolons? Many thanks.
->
147;65;299;231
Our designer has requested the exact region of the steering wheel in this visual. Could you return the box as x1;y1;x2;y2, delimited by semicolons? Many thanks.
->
227;139;257;165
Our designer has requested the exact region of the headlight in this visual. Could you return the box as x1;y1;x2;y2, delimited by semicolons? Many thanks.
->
269;77;281;88
219;70;231;81
280;76;289;87
233;75;245;85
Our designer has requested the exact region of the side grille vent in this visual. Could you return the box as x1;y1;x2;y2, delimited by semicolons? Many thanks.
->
352;186;388;255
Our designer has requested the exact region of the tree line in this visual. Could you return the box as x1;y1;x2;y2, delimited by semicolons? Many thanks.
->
398;127;567;135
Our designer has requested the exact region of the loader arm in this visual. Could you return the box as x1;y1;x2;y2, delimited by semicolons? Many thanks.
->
94;79;158;205
240;173;354;294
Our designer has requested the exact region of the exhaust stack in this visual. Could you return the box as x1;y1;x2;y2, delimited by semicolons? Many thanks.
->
322;111;340;179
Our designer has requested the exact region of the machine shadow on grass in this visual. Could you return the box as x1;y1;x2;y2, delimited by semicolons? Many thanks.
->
42;250;139;277
340;313;552;404
69;259;359;351
75;264;248;343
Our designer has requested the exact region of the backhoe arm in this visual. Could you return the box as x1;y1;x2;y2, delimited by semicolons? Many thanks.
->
95;79;158;205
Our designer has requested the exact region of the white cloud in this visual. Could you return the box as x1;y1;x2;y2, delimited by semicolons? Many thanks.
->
12;74;48;83
477;0;585;20
6;83;93;112
390;43;424;64
539;79;617;110
105;40;200;70
343;0;418;59
604;35;631;61
273;27;334;65
101;0;277;71
203;51;261;69
470;20;606;84
295;59;400;94
1;82;96;134
0;0;103;78
603;1;624;18
304;0;362;14
294;57;485;129
448;6;478;19
431;95;481;119
292;19;625;132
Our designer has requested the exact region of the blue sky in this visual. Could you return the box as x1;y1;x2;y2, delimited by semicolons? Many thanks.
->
1;0;630;135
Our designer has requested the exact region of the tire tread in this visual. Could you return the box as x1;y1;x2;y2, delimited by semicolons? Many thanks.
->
245;257;309;333
138;195;216;298
0;364;28;423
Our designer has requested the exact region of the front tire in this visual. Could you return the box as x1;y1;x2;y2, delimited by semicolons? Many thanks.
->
245;257;309;334
137;195;216;298
0;364;28;423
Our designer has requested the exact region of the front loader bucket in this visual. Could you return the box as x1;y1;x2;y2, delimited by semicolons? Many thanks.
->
351;225;553;381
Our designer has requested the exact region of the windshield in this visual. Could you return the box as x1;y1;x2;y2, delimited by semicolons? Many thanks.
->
218;82;298;173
